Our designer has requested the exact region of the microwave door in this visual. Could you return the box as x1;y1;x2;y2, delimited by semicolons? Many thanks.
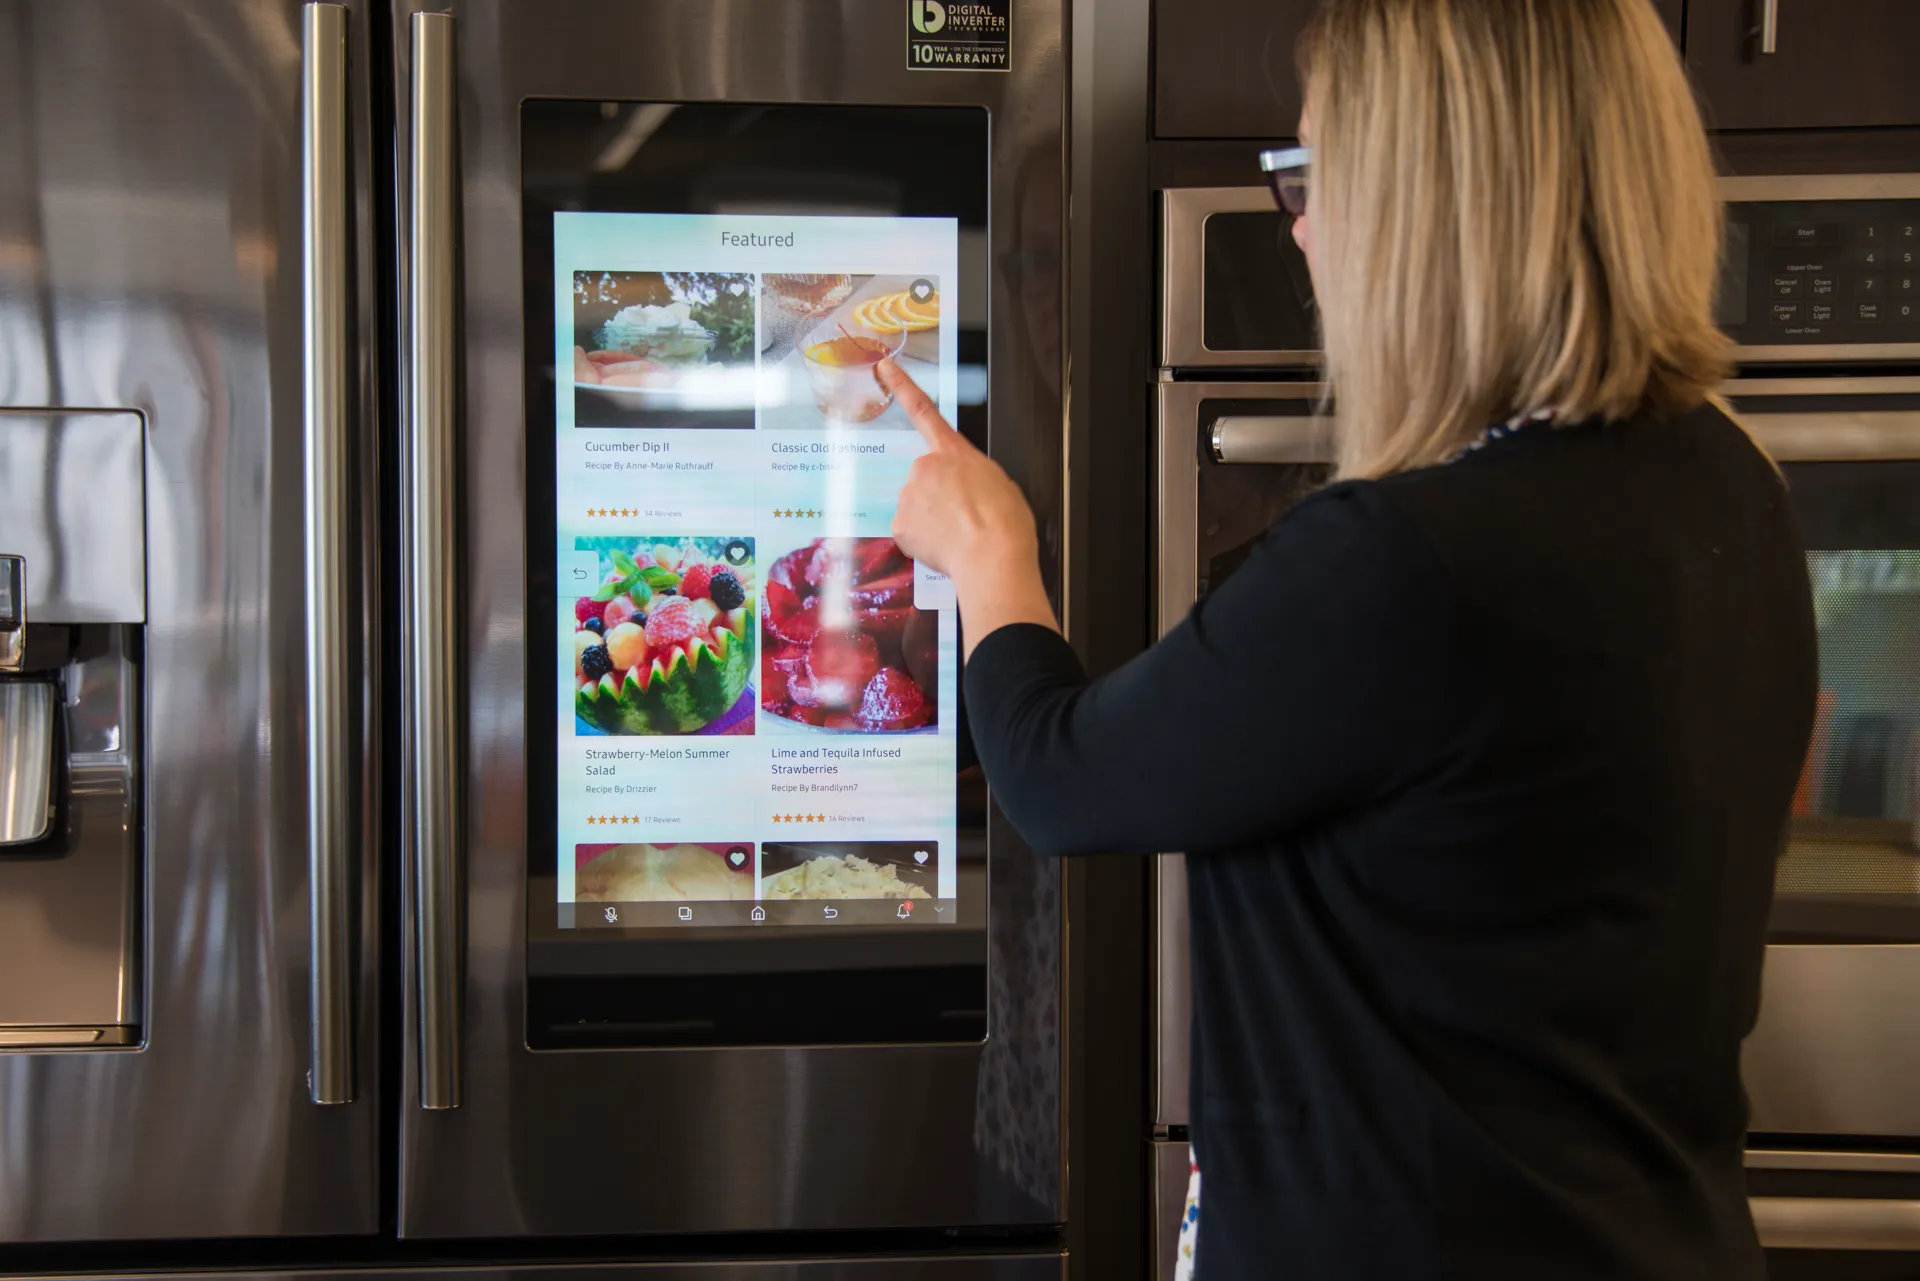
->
392;0;1065;1240
0;0;383;1242
1160;188;1319;370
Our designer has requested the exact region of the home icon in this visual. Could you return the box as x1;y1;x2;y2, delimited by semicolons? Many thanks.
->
750;906;766;922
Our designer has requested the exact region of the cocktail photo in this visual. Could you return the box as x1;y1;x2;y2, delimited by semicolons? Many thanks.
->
757;274;942;430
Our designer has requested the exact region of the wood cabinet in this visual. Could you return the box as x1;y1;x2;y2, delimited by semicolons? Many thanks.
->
1152;0;1683;140
1153;0;1315;139
1686;0;1920;130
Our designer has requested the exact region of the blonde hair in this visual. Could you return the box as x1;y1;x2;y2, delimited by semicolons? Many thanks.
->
1298;0;1730;478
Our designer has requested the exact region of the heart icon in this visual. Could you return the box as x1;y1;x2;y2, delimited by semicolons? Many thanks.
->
913;850;929;865
728;849;747;867
910;278;935;303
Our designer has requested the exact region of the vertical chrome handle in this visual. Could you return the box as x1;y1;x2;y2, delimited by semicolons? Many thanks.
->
302;0;354;1108
409;9;462;1111
1759;0;1779;53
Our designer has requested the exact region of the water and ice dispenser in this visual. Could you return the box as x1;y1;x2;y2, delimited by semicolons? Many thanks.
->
0;411;144;1048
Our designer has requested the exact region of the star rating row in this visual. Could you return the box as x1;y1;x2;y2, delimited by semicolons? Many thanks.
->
772;508;824;518
585;813;828;825
586;508;642;518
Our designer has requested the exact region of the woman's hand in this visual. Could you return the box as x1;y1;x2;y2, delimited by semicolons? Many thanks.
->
881;359;1059;656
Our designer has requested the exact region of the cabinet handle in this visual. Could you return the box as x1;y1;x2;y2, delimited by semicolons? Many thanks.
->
1759;0;1779;53
409;9;462;1112
301;0;354;1108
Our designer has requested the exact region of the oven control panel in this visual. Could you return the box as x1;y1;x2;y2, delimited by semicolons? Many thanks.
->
1720;197;1920;352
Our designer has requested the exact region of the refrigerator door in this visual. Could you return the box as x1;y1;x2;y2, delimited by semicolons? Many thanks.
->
0;0;382;1241
393;0;1065;1240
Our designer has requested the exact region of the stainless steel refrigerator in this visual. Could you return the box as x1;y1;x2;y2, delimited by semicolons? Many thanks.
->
0;1;1068;1273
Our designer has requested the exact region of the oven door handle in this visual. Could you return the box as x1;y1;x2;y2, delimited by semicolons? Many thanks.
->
1741;410;1920;462
1752;1197;1920;1250
301;0;354;1108
1210;414;1336;465
408;8;462;1112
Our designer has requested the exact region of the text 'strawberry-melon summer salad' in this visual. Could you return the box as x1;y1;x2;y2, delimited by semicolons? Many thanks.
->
572;536;756;736
760;536;937;733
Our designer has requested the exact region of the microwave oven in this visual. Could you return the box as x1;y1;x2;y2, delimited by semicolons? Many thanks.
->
1160;173;1920;369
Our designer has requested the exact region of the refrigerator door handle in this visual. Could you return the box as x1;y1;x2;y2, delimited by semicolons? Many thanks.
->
408;9;463;1111
301;0;354;1108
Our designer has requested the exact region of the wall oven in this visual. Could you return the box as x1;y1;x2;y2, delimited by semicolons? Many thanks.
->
1151;176;1920;1277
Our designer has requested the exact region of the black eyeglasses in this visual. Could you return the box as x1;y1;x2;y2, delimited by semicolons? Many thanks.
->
1259;146;1310;217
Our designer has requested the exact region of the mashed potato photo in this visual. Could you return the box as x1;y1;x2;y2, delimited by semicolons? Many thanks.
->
761;853;932;901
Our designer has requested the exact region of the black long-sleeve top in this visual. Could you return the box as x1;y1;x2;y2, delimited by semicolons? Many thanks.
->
964;403;1818;1279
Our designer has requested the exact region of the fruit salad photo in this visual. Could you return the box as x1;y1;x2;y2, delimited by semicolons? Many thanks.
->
573;536;756;736
760;536;938;733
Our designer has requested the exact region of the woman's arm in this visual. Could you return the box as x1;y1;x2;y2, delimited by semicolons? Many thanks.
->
883;361;1471;858
880;360;1059;659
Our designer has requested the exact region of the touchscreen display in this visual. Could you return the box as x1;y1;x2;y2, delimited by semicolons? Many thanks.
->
523;101;989;1047
552;213;963;932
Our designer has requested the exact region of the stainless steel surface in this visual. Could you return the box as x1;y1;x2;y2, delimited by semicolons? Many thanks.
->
0;635;139;1031
1728;377;1920;396
0;557;18;671
1152;1141;1190;1281
1752;1198;1920;1251
1;1262;1066;1281
0;0;380;1241
1720;174;1920;203
1737;344;1920;362
408;7;462;1115
0;680;55;845
1747;1150;1920;1174
1152;382;1329;1126
0;411;146;624
1759;0;1779;53
393;0;1065;1237
1154;852;1189;1127
1745;946;1920;1137
1203;397;1920;463
1723;377;1920;460
1151;383;1198;1127
1740;411;1920;461
1159;187;1320;369
303;0;354;1110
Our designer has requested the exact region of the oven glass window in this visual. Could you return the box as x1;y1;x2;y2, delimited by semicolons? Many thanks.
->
1774;462;1920;940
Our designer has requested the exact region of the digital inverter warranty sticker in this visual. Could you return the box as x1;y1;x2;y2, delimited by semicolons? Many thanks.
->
907;0;1011;71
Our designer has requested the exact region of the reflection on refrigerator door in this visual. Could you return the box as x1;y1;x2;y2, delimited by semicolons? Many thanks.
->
0;0;382;1243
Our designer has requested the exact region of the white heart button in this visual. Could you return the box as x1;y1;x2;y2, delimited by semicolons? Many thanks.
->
728;850;746;867
913;850;929;865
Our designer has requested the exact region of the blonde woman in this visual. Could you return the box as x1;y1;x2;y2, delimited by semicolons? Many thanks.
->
883;0;1819;1273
